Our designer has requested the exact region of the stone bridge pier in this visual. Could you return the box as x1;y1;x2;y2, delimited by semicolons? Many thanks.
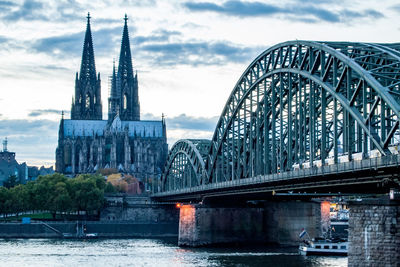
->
178;200;330;247
348;195;400;267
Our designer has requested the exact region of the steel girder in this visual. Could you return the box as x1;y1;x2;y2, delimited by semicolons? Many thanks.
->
161;40;400;192
205;40;400;184
161;139;210;191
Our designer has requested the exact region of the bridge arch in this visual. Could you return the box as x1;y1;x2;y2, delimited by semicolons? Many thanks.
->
161;41;400;191
206;41;400;184
161;139;210;191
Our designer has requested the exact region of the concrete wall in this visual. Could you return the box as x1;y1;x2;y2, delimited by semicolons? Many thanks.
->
0;222;178;238
263;200;324;246
178;200;325;247
101;195;179;223
178;205;266;246
348;198;400;267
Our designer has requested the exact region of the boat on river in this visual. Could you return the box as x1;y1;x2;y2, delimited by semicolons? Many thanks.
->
299;237;348;256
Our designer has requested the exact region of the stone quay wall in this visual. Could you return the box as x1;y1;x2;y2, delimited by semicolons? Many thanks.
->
0;222;178;238
348;198;400;267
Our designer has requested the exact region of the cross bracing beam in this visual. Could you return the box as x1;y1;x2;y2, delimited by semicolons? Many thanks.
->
160;40;400;194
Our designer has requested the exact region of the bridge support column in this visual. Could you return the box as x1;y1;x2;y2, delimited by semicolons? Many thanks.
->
348;196;400;267
178;204;266;247
263;200;328;246
178;200;328;247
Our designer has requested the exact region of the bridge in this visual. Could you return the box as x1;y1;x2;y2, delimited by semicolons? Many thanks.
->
150;41;400;262
154;40;400;201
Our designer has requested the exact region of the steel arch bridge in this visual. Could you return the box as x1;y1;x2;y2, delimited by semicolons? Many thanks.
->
160;40;400;195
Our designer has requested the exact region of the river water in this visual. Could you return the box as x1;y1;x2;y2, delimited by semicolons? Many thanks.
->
0;238;347;267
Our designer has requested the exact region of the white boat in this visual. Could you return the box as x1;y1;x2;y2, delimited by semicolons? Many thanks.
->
299;238;348;256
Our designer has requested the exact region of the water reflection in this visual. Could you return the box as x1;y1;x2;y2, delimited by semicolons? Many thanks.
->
0;238;347;267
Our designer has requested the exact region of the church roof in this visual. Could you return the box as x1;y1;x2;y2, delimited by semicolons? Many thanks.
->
63;119;164;138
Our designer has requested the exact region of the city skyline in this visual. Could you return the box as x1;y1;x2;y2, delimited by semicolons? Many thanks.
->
0;0;399;166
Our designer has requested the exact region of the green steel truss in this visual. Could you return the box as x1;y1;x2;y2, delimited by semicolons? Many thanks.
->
162;139;210;191
161;41;400;192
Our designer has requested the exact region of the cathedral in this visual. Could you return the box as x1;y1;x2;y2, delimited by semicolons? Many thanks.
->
55;14;168;180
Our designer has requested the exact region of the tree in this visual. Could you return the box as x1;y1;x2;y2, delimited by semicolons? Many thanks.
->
4;175;18;188
70;175;105;216
104;182;116;193
0;187;10;219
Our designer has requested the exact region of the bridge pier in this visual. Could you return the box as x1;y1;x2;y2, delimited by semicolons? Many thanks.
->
178;200;329;247
348;195;400;267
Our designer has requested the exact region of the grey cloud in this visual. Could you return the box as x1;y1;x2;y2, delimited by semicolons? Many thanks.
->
167;114;218;131
32;26;123;58
391;4;400;13
138;41;263;66
183;0;384;23
133;29;181;45
0;119;58;135
0;119;58;163
3;0;48;22
143;113;218;132
28;109;69;117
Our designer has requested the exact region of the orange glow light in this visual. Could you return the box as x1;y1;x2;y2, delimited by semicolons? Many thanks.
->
176;203;181;208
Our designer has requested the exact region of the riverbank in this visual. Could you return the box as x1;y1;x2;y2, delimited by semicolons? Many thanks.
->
0;221;178;238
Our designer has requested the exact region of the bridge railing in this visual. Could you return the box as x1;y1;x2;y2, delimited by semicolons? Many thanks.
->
153;154;400;197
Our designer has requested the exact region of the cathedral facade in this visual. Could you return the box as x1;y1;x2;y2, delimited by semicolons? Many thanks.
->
55;14;168;180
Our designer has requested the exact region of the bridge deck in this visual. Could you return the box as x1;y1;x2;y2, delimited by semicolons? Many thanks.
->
153;154;400;201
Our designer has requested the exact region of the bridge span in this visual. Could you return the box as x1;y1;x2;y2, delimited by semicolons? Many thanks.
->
154;40;400;200
150;41;400;264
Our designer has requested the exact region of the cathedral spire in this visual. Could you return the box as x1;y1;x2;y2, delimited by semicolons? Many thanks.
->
116;14;140;121
108;60;119;121
80;12;96;80
118;14;134;80
71;13;102;120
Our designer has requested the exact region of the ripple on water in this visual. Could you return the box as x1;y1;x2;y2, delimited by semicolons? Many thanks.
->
0;239;347;267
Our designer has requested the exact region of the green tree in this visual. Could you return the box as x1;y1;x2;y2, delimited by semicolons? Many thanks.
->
48;181;72;219
70;175;105;216
10;185;29;215
4;175;18;188
104;182;116;193
0;187;10;219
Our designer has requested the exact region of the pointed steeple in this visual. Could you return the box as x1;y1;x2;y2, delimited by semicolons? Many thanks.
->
118;14;134;80
108;60;119;121
71;13;103;120
80;12;97;80
116;14;140;121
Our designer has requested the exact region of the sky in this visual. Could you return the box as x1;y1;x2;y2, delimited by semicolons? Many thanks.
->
0;0;399;167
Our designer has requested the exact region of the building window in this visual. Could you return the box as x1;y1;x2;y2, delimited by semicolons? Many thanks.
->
94;95;96;104
86;93;90;108
123;94;127;110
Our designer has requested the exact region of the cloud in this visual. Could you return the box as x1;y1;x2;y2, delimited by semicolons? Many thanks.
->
133;30;181;45
138;41;263;66
143;113;218;132
2;0;48;22
0;119;59;164
183;0;384;23
28;109;69;117
32;26;122;58
392;4;400;13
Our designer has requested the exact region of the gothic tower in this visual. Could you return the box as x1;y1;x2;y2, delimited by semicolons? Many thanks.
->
108;15;140;121
71;13;102;120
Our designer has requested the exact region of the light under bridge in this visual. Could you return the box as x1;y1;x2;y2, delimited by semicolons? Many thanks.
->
153;40;400;202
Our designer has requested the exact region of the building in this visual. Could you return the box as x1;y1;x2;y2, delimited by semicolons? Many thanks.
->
55;14;168;181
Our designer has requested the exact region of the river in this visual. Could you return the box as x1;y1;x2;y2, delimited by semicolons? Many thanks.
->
0;238;347;267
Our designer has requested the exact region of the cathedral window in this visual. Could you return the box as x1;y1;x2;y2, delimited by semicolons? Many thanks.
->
123;94;128;110
86;93;90;108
